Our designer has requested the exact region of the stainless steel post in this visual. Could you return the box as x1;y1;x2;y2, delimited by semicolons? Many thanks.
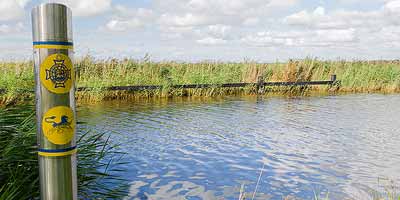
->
32;3;77;200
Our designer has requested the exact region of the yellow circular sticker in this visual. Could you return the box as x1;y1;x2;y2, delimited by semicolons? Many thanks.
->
40;53;74;94
42;106;75;145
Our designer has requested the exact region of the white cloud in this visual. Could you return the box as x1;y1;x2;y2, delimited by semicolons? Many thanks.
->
105;19;143;32
0;22;24;34
55;0;112;17
152;0;299;45
384;0;400;25
241;29;358;47
284;1;400;30
103;6;154;32
284;6;325;27
113;5;153;19
336;0;386;5
158;13;210;27
241;32;287;46
313;29;357;45
206;24;231;38
155;0;298;27
242;17;260;26
159;26;195;40
157;0;265;15
0;0;30;21
196;37;227;45
370;25;400;47
0;0;392;61
384;0;400;13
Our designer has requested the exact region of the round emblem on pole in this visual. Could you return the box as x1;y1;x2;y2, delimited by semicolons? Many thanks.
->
40;53;73;94
42;106;75;145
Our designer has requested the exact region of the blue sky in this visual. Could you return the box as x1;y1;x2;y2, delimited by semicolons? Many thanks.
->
0;0;400;61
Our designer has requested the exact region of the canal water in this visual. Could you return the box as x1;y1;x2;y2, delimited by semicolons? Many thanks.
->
78;94;400;200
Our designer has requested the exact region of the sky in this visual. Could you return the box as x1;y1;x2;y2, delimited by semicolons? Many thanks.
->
0;0;400;62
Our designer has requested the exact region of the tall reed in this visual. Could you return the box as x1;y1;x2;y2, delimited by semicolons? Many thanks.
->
0;105;128;199
1;57;400;104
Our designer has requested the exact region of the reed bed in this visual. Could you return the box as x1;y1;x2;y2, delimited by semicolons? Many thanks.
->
1;57;400;104
0;105;128;199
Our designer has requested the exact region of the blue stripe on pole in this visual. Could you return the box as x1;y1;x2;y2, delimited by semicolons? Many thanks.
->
33;41;73;46
38;146;77;153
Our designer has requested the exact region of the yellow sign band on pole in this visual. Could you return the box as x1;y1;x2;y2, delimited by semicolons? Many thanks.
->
33;41;73;49
38;147;77;157
34;44;73;49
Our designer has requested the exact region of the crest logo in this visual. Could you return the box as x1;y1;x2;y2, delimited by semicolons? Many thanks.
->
40;53;74;94
45;55;71;88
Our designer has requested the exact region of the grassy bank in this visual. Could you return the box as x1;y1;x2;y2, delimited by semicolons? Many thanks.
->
1;57;400;104
0;105;127;199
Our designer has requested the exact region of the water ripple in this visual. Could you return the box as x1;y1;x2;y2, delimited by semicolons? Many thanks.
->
79;94;400;200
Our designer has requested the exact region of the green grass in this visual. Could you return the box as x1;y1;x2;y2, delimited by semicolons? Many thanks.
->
0;105;128;199
1;57;400;104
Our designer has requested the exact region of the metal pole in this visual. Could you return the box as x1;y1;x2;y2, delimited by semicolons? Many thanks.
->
32;3;77;200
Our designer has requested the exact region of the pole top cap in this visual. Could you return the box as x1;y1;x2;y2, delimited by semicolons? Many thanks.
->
32;3;73;42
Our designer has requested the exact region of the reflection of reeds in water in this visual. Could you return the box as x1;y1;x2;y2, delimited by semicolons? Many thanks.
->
237;164;399;200
1;57;400;104
0;106;128;199
370;178;400;200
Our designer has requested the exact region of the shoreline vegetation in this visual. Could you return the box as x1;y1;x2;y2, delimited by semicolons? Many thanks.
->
0;105;128;199
1;57;399;199
1;56;400;105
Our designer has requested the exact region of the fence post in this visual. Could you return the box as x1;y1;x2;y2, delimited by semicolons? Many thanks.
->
32;3;77;200
257;76;265;94
331;74;337;83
